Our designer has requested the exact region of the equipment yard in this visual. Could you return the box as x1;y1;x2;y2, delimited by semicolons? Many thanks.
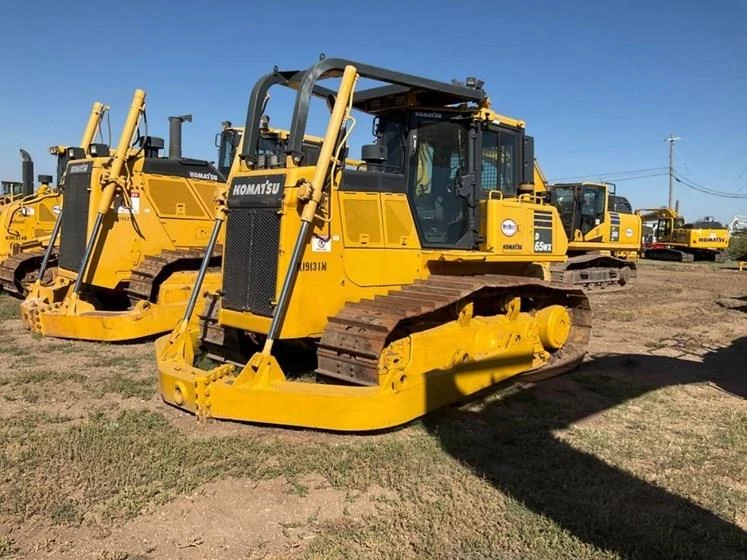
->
0;261;744;560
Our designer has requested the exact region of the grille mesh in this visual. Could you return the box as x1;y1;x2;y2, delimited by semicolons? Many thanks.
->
58;166;92;272
222;207;280;316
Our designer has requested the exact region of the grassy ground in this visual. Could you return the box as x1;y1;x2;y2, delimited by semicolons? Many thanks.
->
0;263;745;559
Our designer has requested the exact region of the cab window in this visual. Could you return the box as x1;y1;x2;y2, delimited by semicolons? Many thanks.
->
480;130;518;195
580;186;605;234
657;219;672;239
408;119;468;246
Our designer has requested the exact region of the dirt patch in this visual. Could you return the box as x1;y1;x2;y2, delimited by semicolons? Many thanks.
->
0;264;745;560
6;476;394;559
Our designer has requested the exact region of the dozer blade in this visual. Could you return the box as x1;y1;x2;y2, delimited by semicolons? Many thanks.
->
23;247;223;341
157;276;591;431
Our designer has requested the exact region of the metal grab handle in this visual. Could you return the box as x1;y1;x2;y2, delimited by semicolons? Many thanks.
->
36;208;63;283
176;216;223;332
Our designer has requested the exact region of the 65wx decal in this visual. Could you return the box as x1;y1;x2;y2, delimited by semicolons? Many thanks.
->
534;230;553;253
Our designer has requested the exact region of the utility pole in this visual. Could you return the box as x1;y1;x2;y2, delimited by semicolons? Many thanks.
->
666;135;680;209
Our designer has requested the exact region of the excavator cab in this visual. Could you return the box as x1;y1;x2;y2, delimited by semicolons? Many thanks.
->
549;183;607;240
655;217;673;240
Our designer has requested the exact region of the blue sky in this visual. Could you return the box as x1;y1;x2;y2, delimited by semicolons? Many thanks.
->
1;0;745;221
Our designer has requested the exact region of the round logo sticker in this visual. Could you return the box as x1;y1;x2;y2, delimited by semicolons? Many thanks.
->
625;228;633;238
501;219;517;237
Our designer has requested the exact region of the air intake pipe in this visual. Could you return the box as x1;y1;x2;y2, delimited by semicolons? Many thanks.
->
20;149;34;196
168;114;192;159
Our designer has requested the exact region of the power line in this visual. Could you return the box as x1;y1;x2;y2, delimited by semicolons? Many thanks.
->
674;173;747;199
606;172;669;182
675;144;746;193
548;167;668;182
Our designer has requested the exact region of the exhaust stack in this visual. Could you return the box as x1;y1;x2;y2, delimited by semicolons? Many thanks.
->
20;149;34;196
168;114;192;159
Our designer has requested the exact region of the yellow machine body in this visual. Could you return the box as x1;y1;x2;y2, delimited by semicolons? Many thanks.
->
0;184;60;260
157;59;591;431
215;171;567;341
0;102;110;296
21;91;225;341
534;164;641;290
0;175;66;297
639;207;730;261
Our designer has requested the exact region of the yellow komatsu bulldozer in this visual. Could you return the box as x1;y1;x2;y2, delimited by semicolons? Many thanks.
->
21;90;228;341
0;102;109;296
534;165;641;291
155;58;592;432
638;208;730;262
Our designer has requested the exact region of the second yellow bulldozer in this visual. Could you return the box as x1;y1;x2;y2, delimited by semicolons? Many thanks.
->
156;58;592;431
0;102;110;296
21;90;227;341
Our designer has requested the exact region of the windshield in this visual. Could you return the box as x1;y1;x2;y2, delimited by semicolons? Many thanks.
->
550;186;575;213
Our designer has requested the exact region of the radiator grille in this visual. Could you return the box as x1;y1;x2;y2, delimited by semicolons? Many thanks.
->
222;207;280;316
58;162;92;272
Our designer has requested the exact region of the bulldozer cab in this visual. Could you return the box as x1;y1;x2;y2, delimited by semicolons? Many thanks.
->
549;183;607;239
1;181;23;198
236;61;534;252
216;125;242;177
217;123;322;179
402;114;526;247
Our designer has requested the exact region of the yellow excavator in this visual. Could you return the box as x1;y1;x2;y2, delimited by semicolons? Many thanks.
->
155;58;592;431
534;165;641;291
0;102;109;296
638;208;730;262
21;90;227;341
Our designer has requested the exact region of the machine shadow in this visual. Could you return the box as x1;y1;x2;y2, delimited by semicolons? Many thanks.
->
423;336;747;559
717;295;747;314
